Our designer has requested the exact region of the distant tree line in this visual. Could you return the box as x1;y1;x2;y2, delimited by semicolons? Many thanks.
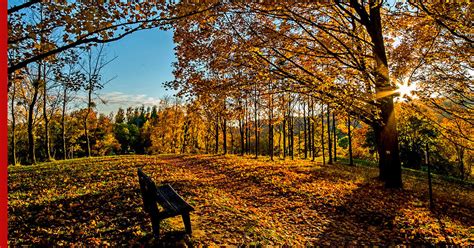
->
8;89;472;180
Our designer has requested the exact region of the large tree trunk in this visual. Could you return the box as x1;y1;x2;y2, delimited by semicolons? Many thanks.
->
341;0;403;187
367;2;402;188
373;106;401;188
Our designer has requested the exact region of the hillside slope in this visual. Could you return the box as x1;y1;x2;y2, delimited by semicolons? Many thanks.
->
8;155;474;246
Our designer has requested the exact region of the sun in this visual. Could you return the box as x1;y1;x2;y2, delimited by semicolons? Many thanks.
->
396;81;417;98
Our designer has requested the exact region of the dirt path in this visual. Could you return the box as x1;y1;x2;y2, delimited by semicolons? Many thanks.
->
155;155;473;246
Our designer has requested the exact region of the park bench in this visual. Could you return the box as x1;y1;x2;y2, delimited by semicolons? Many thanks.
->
137;168;194;238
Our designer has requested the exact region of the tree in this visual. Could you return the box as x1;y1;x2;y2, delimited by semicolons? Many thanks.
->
7;1;220;77
114;123;130;154
170;1;473;187
327;105;333;165
80;44;114;157
25;64;42;164
8;74;20;165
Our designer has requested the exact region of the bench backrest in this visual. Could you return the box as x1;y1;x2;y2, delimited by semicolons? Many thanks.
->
137;168;194;216
137;168;160;215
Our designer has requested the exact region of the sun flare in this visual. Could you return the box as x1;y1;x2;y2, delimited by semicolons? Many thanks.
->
396;81;417;98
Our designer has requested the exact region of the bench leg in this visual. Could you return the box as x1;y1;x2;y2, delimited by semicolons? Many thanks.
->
182;213;192;235
150;216;161;238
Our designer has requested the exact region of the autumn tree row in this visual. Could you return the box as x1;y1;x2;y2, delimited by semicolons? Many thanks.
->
169;1;472;187
7;1;472;186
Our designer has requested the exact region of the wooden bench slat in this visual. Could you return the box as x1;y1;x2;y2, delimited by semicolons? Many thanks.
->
155;186;180;215
157;185;194;213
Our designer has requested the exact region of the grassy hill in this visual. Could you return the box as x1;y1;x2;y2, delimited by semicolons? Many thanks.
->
8;155;474;246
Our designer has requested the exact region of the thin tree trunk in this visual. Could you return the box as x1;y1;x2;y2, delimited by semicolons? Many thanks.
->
333;112;337;162
298;122;301;158
84;84;92;157
62;87;67;160
310;99;315;161
229;125;234;154
288;115;295;160
205;126;210;154
308;105;312;159
215;115;219;154
425;144;433;209
43;63;51;161
327;104;333;164
348;115;353;166
10;75;17;165
269;90;274;161
303;101;307;159
245;98;250;155
27;65;41;165
457;148;465;180
246;122;250;155
239;119;244;156
288;99;294;160
283;117;286;159
223;117;227;155
269;118;273;161
181;120;190;153
277;125;282;157
321;103;325;165
254;88;258;158
311;104;316;161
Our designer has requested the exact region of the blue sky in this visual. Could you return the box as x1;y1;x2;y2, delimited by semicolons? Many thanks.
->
95;29;177;113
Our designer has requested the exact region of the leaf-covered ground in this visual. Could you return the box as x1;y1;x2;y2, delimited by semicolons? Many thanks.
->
8;155;474;246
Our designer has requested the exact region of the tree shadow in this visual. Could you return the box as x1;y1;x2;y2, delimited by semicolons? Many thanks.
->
8;182;195;247
313;179;473;246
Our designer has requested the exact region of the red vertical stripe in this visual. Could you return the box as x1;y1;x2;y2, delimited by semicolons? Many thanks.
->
0;0;7;247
